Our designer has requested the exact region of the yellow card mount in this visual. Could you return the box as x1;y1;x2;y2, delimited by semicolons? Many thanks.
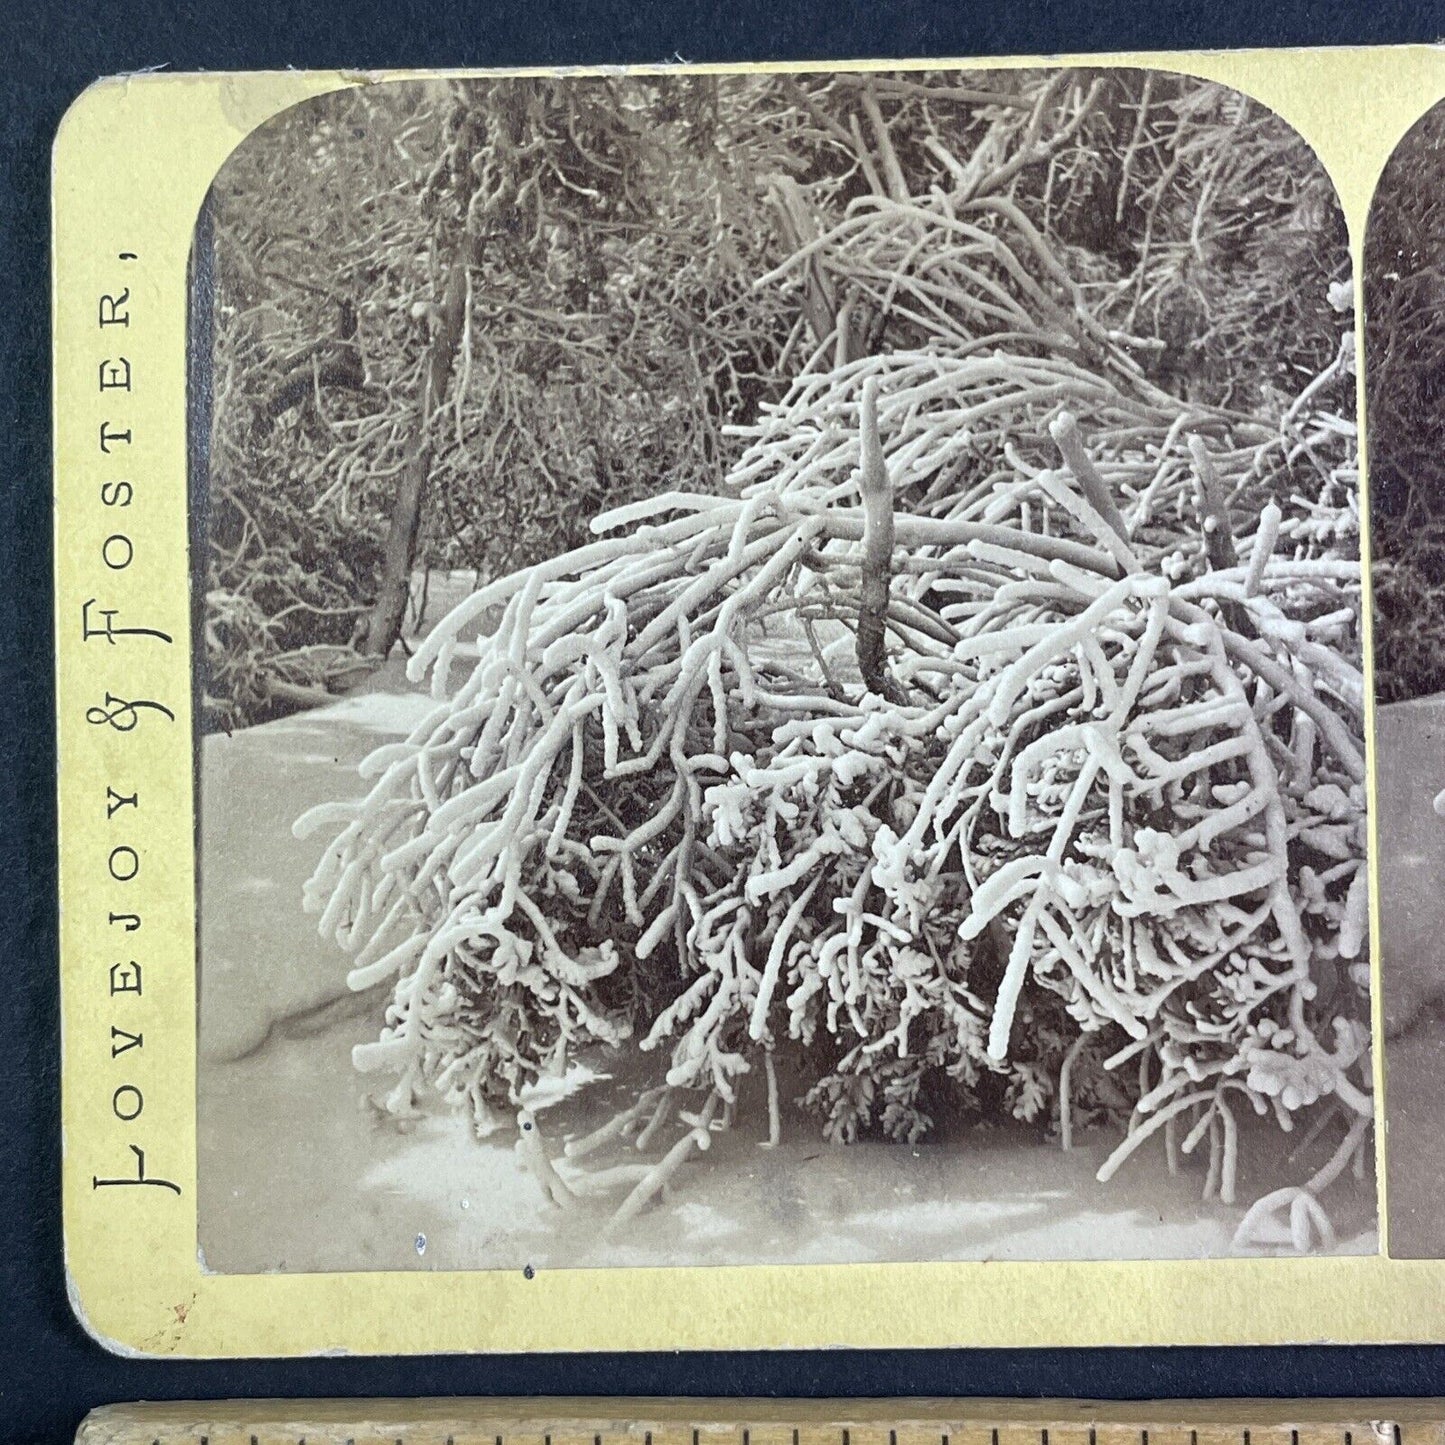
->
51;49;1445;1353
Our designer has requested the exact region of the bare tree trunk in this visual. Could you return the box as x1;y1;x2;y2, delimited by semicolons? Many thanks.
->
856;378;899;700
361;226;478;657
1187;433;1239;574
1187;433;1251;636
768;175;839;353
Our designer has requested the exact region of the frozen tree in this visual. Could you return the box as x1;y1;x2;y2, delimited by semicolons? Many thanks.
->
289;70;1367;1249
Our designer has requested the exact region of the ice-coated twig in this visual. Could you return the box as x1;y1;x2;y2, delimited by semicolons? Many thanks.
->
1231;1111;1369;1254
1050;411;1132;546
1058;1031;1089;1151
605;1090;721;1233
760;1049;783;1148
514;1107;577;1209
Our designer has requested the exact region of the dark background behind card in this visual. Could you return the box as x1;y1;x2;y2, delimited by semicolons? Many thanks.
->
5;2;1445;1441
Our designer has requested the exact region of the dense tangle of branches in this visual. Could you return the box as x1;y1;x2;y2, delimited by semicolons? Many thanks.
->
1365;102;1445;702
283;70;1367;1251
203;68;1347;725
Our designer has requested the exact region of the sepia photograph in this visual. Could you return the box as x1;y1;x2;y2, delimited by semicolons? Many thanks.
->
191;67;1374;1275
1364;98;1445;1259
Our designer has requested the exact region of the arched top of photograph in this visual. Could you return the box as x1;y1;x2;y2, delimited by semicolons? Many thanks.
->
193;68;1352;731
195;67;1371;1274
1365;99;1445;704
1362;94;1445;1260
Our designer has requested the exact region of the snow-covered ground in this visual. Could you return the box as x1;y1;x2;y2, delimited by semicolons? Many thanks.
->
199;990;1375;1273
198;568;477;1062
1375;697;1445;1257
196;596;1380;1273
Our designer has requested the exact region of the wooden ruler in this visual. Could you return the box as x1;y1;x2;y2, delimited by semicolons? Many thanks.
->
70;1400;1445;1445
